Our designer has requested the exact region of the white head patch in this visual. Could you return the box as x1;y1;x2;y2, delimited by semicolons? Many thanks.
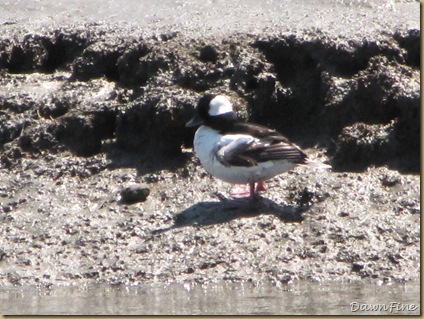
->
208;95;233;116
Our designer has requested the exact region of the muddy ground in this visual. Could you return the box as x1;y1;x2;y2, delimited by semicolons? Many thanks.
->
0;1;420;288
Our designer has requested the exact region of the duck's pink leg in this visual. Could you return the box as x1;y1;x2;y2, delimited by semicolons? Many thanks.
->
230;181;266;199
229;184;251;198
256;181;266;192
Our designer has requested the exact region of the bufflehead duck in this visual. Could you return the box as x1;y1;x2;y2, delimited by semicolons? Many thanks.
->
186;94;331;199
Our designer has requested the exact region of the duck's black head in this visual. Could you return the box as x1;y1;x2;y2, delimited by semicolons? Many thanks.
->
186;94;238;129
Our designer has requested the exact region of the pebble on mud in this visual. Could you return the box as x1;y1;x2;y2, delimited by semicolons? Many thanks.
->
120;184;150;204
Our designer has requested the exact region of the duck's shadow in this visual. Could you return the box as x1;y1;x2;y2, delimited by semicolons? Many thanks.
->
153;197;310;234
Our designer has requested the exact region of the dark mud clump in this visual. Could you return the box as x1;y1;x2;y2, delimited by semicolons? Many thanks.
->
120;184;150;204
0;25;420;288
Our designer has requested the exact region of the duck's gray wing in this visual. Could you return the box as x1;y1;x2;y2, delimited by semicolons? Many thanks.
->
218;123;307;167
216;133;306;167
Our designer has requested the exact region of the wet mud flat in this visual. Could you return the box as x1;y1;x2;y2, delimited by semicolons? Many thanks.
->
0;3;420;294
0;280;420;315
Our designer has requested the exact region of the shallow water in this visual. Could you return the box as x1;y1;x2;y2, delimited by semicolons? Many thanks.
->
0;280;420;315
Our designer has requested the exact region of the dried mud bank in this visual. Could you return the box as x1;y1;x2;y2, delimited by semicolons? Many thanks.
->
0;25;420;287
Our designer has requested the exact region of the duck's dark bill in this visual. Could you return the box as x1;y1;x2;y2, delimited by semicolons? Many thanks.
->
186;113;204;127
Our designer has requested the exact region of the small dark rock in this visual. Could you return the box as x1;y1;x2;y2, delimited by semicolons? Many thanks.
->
352;262;364;272
120;184;150;204
338;211;349;217
185;267;195;274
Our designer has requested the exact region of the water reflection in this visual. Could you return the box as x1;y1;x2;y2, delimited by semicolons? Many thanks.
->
0;280;420;315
